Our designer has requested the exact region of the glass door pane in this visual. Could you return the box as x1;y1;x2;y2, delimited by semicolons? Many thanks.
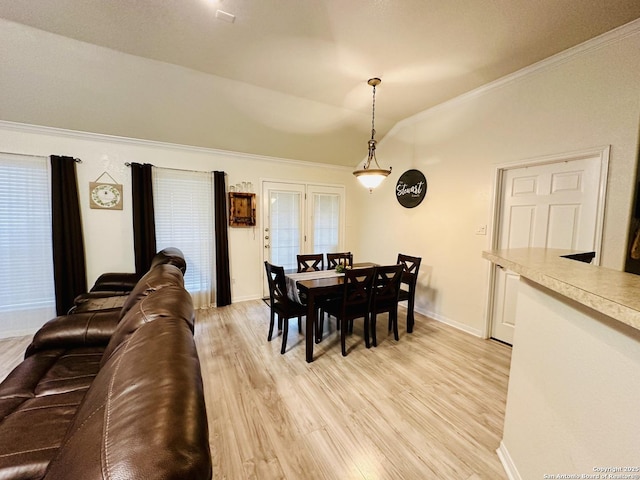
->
308;185;345;255
262;182;305;273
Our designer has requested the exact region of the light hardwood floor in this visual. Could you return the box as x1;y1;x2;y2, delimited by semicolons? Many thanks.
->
0;301;511;479
0;334;31;381
196;300;511;480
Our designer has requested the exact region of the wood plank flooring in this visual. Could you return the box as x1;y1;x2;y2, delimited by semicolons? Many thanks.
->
0;301;512;479
195;300;511;479
0;334;31;381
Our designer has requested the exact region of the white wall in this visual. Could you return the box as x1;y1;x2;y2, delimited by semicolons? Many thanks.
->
499;278;640;478
0;121;358;327
354;23;640;336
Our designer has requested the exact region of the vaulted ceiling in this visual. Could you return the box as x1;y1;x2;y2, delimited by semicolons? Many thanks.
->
1;0;639;166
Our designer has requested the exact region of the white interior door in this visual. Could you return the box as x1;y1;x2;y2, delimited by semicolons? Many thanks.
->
489;149;608;344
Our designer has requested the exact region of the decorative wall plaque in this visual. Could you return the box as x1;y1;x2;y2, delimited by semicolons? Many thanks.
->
89;172;123;210
229;192;256;227
396;169;427;208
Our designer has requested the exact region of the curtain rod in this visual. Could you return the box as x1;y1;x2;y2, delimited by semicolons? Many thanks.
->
0;151;82;163
124;162;218;175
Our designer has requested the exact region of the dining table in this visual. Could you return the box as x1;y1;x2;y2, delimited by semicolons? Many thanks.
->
286;263;377;363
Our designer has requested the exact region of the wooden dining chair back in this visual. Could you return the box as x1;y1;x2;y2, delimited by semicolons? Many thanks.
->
264;261;307;354
397;253;422;333
370;264;404;346
297;254;324;272
326;252;353;270
316;252;353;341
323;266;376;356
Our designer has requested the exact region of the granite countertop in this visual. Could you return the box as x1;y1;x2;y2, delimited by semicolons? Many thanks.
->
482;248;640;332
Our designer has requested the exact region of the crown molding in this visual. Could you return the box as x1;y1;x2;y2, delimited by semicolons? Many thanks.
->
388;17;640;135
0;120;352;172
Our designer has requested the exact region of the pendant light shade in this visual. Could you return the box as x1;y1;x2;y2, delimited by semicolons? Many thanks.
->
353;78;391;192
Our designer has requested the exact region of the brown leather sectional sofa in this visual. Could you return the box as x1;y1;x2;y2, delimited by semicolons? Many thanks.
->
0;248;212;480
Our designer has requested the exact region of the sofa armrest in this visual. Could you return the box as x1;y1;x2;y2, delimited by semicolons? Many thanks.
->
25;311;120;357
89;272;139;293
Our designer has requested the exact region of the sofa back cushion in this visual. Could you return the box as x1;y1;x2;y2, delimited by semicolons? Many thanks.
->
118;263;184;318
101;285;194;367
25;311;120;357
42;317;212;480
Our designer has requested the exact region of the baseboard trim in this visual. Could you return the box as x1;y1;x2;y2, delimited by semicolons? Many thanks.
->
413;305;484;337
497;441;521;480
232;294;264;304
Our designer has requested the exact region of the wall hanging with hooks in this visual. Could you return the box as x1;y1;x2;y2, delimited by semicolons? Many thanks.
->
89;171;123;210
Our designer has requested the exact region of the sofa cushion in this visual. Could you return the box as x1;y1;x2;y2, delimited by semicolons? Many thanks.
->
0;346;105;480
0;347;102;400
0;397;24;420
68;294;128;314
34;347;103;396
88;272;139;293
43;318;211;480
100;285;194;367
118;264;185;318
0;389;88;480
0;351;61;399
25;311;120;357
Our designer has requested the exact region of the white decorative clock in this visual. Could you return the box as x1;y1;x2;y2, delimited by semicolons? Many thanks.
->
89;181;123;210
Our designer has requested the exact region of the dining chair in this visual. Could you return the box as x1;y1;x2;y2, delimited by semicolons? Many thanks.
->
297;253;324;272
322;266;376;356
397;253;422;333
264;261;307;354
370;264;404;346
326;252;353;270
295;253;324;312
315;252;353;338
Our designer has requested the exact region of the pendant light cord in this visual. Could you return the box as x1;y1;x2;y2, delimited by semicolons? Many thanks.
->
370;84;376;141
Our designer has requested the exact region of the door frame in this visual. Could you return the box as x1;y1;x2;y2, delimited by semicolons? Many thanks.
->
482;145;610;339
260;178;346;297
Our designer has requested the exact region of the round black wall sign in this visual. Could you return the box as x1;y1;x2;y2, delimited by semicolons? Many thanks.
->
396;169;427;208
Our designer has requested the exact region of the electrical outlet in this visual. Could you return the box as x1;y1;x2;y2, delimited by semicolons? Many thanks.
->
475;225;487;235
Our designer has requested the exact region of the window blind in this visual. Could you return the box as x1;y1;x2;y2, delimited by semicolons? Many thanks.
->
0;153;55;333
152;167;214;308
312;193;340;254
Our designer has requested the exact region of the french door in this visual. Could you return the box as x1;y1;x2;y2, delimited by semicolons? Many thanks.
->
262;181;345;295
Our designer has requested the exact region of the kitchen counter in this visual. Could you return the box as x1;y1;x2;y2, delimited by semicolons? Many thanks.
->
482;247;640;332
482;247;640;478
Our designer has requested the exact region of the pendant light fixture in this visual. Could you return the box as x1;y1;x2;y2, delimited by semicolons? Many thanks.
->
353;77;391;192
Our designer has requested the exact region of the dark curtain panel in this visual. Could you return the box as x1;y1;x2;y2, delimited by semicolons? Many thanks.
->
130;163;157;276
213;171;232;306
50;155;87;315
